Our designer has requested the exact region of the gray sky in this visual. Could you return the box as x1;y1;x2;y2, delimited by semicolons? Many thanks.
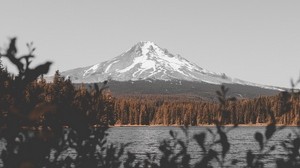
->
1;0;300;88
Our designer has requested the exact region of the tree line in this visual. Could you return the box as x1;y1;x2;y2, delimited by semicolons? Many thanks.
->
113;91;299;126
1;55;299;127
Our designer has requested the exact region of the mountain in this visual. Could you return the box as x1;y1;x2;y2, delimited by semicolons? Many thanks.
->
55;41;283;99
60;41;280;90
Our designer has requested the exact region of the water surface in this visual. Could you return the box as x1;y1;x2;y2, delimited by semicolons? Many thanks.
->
107;126;296;167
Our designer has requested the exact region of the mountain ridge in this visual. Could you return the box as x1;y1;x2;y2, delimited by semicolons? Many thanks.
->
53;41;283;92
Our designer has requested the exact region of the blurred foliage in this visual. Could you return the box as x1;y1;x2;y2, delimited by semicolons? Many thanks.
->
0;38;119;168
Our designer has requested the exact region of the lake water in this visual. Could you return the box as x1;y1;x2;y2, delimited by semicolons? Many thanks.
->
107;126;298;167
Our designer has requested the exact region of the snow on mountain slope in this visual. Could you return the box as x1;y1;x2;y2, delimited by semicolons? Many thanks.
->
60;41;282;91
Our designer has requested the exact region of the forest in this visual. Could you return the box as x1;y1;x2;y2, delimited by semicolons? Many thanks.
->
113;91;298;126
1;63;298;127
0;38;300;168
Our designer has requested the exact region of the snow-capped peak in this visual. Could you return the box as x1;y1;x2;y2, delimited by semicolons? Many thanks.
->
59;41;282;91
61;41;233;83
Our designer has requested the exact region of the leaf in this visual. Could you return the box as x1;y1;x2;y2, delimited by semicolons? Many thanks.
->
265;123;276;140
23;61;52;84
169;130;175;138
215;125;230;158
293;138;300;150
231;159;238;165
222;141;230;159
254;132;264;150
246;150;254;167
8;37;17;55
177;140;186;152
206;128;214;135
194;133;206;153
291;79;295;88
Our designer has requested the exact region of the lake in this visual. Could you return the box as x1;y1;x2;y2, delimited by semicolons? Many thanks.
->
0;126;297;167
107;126;298;167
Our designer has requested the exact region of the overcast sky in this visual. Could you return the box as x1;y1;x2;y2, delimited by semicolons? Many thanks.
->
0;0;300;88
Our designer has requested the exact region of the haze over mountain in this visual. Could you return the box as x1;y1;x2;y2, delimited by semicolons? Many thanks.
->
60;41;281;91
